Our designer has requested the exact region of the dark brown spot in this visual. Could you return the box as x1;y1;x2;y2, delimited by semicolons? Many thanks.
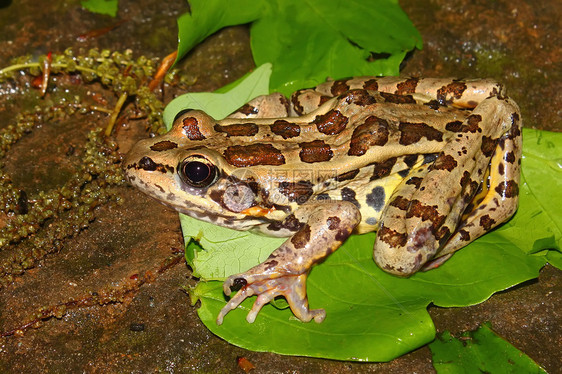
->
299;140;333;163
479;215;496;231
150;140;178;152
235;103;259;116
214;123;259;137
271;120;300;139
313;109;349;135
327;216;341;230
224;144;285;167
432;154;458;171
182;117;206;140
264;259;279;270
319;95;331;105
495;180;519;198
335;227;353;242
395;78;419;95
458;229;471;241
406;177;423;188
425;100;442;110
445;120;464;132
504;151;516;163
362;79;379;91
511;111;520;124
330;79;350;96
407;200;445;231
480;136;497;157
380;92;416;104
378;226;408;247
371;157;397;180
465;114;483;133
291;89;306;115
348;116;389;156
291;223;311;249
498;163;505;175
267;214;304;232
390;196;410;211
404;154;419;167
436;226;452;243
437;81;467;105
335;169;360;182
340;89;377;106
399;122;443;145
278;181;314;205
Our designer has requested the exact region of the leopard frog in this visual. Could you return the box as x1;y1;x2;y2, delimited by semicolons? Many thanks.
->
124;77;521;324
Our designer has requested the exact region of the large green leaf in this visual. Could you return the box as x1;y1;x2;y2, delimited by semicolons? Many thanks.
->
176;70;561;361
429;323;547;373
176;0;422;95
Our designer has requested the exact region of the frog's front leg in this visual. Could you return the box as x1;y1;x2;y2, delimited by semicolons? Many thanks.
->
216;201;361;325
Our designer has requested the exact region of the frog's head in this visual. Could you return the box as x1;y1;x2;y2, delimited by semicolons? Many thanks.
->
123;110;262;223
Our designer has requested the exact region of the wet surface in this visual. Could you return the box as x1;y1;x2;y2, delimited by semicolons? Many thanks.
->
0;0;560;373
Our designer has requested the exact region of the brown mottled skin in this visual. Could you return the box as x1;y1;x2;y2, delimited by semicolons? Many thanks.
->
124;77;521;324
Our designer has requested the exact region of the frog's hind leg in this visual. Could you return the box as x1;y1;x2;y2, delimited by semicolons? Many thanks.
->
425;104;522;267
373;96;521;276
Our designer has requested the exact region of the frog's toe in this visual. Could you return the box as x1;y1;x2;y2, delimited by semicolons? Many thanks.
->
246;291;277;323
216;285;255;325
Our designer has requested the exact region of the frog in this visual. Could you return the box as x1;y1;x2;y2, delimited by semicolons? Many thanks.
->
123;77;521;325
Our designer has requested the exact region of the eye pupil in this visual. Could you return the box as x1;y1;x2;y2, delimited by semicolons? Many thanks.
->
181;160;216;187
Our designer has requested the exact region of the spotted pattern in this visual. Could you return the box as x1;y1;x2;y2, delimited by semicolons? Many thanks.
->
348;116;389;156
380;92;416;104
399;122;443;145
271;120;300;139
291;223;311;249
214;123;259;137
150;140;178;151
182;117;206;140
432;154;458;171
395;78;419;95
437;81;467;104
313;109;349;135
371;157;397;180
224;144;286;167
339;89;377;106
278;181;314;204
299;140;333;163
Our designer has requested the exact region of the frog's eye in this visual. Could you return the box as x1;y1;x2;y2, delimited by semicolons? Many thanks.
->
179;157;218;188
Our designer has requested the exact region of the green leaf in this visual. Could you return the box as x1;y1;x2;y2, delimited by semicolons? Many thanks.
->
250;0;421;95
81;0;118;17
176;0;422;95
176;69;560;361
176;0;264;64
429;323;547;373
